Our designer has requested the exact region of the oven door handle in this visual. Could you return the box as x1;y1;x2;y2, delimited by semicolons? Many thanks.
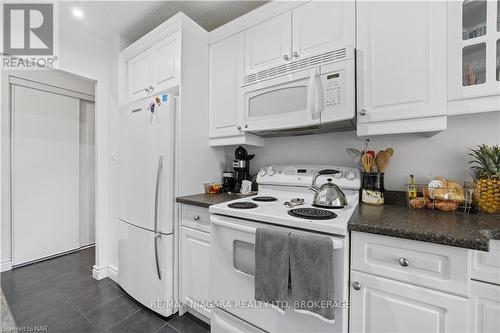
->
211;216;256;234
211;216;344;249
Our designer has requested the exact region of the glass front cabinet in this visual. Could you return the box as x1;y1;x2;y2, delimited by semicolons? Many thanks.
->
448;0;500;114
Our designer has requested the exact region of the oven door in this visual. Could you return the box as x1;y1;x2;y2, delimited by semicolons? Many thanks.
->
241;68;322;132
210;214;348;333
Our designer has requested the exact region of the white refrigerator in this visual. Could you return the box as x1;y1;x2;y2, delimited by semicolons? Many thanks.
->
117;93;176;317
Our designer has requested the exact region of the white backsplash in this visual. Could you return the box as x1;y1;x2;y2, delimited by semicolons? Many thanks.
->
221;112;500;191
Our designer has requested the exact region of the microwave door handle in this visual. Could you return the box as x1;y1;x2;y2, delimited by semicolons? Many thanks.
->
315;75;324;118
308;69;321;120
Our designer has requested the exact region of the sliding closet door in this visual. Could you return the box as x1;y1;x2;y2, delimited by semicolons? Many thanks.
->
12;85;80;265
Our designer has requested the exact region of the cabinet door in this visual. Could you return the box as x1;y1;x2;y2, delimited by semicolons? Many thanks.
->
127;49;150;102
447;0;500;114
470;281;500;333
180;226;211;318
350;271;468;333
209;33;244;138
244;12;291;75
292;1;355;59
356;1;447;124
150;32;180;94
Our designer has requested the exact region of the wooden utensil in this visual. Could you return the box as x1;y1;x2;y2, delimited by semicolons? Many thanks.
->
375;150;391;173
385;147;394;157
362;153;374;173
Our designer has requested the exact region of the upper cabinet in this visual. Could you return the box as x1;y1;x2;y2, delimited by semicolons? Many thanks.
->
127;49;151;101
447;0;500;115
150;33;180;94
125;30;180;103
292;1;355;59
209;33;264;147
244;2;355;76
244;12;292;75
209;33;244;138
356;1;448;136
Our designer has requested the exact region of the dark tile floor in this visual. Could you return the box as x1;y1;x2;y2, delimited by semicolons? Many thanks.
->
0;247;210;333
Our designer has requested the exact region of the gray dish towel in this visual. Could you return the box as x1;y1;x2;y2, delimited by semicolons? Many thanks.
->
289;233;335;322
254;228;290;311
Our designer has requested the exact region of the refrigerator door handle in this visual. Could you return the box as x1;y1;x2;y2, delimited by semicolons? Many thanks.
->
154;233;162;280
154;156;163;233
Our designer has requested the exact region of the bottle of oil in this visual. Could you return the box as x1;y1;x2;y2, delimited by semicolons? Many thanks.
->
407;175;417;199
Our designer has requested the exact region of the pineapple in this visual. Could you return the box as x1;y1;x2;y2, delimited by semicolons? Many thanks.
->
468;144;500;214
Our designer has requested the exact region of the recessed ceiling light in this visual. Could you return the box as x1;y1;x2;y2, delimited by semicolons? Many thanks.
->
72;7;85;19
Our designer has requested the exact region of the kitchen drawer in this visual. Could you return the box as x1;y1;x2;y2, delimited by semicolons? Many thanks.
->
351;232;471;297
181;204;210;233
472;239;500;286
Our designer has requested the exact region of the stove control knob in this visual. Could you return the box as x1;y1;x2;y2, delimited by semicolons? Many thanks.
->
333;172;343;179
267;166;275;176
259;169;266;177
344;170;356;180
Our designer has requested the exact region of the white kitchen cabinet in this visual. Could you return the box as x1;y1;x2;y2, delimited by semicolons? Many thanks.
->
209;33;264;147
244;12;291;75
291;1;355;60
125;31;180;102
180;203;211;320
447;0;500;115
472;239;500;285
350;270;469;333
470;280;500;333
180;226;211;318
150;33;180;94
356;0;447;136
127;49;151;101
209;33;244;138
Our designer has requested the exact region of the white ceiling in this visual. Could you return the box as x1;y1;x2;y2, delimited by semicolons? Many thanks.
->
60;1;268;43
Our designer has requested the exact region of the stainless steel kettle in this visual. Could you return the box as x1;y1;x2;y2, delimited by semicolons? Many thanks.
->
310;169;348;208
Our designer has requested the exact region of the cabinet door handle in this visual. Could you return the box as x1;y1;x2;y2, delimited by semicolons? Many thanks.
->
283;54;290;61
149;86;154;91
352;282;361;290
399;258;409;267
144;88;150;93
193;215;200;221
359;109;367;116
237;126;242;130
244;124;248;129
292;51;299;59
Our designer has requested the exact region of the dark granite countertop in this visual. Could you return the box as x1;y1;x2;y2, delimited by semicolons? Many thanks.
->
348;204;500;251
176;192;256;208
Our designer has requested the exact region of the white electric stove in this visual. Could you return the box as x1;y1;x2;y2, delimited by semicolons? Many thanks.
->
209;165;361;333
210;165;360;236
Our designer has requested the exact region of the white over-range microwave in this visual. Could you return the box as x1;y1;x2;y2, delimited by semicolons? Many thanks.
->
241;45;355;136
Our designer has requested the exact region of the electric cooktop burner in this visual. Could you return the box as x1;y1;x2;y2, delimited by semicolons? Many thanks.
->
228;202;259;209
287;208;337;220
252;196;278;202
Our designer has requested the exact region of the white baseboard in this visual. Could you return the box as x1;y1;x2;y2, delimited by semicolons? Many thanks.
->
92;264;118;282
1;260;12;272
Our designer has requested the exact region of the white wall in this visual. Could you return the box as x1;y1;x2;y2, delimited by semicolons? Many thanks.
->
221;112;500;190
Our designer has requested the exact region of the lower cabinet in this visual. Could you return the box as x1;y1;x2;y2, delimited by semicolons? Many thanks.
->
180;225;211;319
350;271;469;333
470;281;500;333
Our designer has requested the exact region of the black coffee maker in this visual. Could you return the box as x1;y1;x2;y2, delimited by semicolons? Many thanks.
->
233;146;254;193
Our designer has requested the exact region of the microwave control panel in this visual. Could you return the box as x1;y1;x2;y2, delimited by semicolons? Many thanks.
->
321;70;344;110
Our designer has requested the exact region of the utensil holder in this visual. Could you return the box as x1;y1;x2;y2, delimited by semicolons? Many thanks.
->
362;172;385;205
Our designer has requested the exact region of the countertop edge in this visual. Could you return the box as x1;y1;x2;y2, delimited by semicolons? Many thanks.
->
348;223;490;252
